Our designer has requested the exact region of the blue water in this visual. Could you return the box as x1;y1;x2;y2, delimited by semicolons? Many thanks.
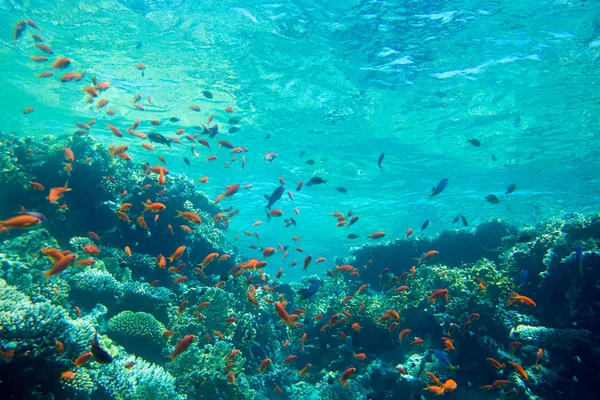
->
1;0;599;282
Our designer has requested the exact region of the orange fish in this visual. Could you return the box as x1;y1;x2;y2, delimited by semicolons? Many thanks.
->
416;250;439;265
399;328;411;341
83;245;100;255
48;181;71;203
508;360;528;381
0;215;41;229
44;254;77;279
428;288;449;304
175;210;202;224
56;340;64;355
76;258;96;266
368;231;386;239
487;358;505;370
73;352;92;367
263;248;277;259
141;201;166;213
507;292;536;307
340;367;356;387
199;252;219;268
258;358;272;372
166;335;194;362
169;246;186;262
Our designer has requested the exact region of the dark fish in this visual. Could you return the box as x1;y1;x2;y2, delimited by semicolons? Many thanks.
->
147;132;171;148
298;279;321;301
290;217;297;227
513;116;521;127
467;138;481;147
460;215;468;227
306;177;326;186
228;127;240;134
377;153;384;169
229;117;240;124
202;124;218;138
517;233;535;243
264;152;278;162
518;270;529;283
202;90;213;99
505;183;517;195
266;186;285;209
90;332;112;364
431;350;453;369
18;206;47;223
169;117;180;123
491;153;497;161
486;194;500;204
421;220;430;231
305;159;315;165
299;151;306;157
576;244;584;277
336;187;347;194
265;134;271;139
136;42;142;49
452;214;460;224
430;178;449;199
347;234;360;239
183;157;190;166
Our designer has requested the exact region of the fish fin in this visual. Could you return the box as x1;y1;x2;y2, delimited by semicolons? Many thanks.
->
165;354;175;362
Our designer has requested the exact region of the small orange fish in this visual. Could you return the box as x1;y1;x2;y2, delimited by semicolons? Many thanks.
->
55;340;64;355
48;181;71;203
61;371;75;380
29;181;44;191
73;352;92;367
508;360;528;381
507;292;536;307
166;335;194;361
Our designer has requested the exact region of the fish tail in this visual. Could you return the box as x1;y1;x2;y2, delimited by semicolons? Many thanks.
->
140;202;149;212
175;210;183;218
165;354;175;362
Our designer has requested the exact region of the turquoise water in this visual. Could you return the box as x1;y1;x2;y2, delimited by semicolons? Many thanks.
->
1;0;599;281
2;2;600;399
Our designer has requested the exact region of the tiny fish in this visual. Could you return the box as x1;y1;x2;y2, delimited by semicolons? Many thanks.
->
305;159;315;165
505;183;517;195
576;244;584;277
491;153;497;161
421;220;430;231
347;234;360;239
486;194;500;204
452;214;461;223
169;117;180;123
377;153;384;169
430;178;448;199
264;152;278;162
336;186;347;194
202;90;213;99
183;157;190;166
460;215;468;227
467;138;481;147
306;177;326;186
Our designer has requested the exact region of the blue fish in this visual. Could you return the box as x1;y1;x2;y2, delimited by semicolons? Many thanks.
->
576;244;584;277
266;186;285;209
430;178;449;199
518;270;529;283
18;206;47;223
432;349;455;370
421;219;430;231
297;279;321;302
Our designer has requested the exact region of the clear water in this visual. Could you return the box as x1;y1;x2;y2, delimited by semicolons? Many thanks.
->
1;0;599;281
